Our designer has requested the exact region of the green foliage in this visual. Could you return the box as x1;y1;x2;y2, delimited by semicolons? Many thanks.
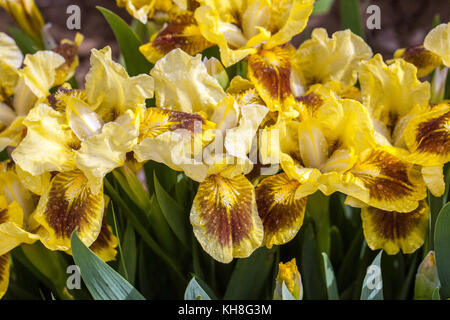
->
340;0;364;38
434;202;450;299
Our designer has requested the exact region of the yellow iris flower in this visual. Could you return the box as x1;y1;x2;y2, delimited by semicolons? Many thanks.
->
117;0;189;24
195;0;315;67
274;258;303;300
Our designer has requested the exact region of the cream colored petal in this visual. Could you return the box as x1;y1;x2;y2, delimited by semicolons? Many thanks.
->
150;48;226;115
424;22;450;67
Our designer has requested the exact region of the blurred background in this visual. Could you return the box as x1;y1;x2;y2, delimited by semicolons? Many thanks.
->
0;0;449;85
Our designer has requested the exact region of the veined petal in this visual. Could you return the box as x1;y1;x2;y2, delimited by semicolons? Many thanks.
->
150;48;226;115
12;103;77;176
421;165;445;197
293;28;372;89
15;164;50;196
0;253;9;299
85;47;154;121
33;170;104;251
256;173;306;248
248;45;296;112
359;54;430;127
392;45;442;77
190;173;263;263
297;121;328;169
404;103;450;166
361;201;429;255
88;217;118;262
76;110;139;194
0;32;22;100
18;51;65;99
140;12;212;64
322;146;427;213
424;22;450;67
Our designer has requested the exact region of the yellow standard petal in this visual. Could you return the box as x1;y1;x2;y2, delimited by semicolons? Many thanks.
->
190;173;263;263
140;11;212;64
424;22;450;67
12;103;78;176
0;32;23;101
0;253;9;299
76;110;139;194
361;200;429;255
256;173;307;249
88;217;118;262
33;170;104;251
150;48;226;115
85;47;154;121
293;28;372;89
247;45;296;112
404;102;450;167
359;54;430;127
323;146;427;213
421;166;445;197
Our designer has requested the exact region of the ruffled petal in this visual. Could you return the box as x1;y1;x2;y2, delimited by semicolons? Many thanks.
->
293;28;372;89
361;200;429;255
190;173;263;263
12;103;77;176
85;47;154;121
140;12;212;64
392;45;442;77
150;48;226;115
359;54;430;127
256;173;307;248
32;170;104;251
76;110;139;194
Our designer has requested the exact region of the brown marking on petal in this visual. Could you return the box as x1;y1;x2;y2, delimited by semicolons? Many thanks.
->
141;12;212;63
47;87;86;112
45;171;97;239
364;201;428;247
139;108;206;141
256;173;306;247
0;209;8;224
0;253;9;283
401;45;441;70
89;218;113;253
53;43;78;67
197;174;253;247
353;149;415;202
248;45;295;103
416;110;450;154
295;92;323;115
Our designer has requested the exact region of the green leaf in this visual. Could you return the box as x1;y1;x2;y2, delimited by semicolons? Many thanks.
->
307;191;330;256
8;26;40;55
322;252;339;300
313;0;334;15
432;287;441;300
112;167;152;213
0;149;9;161
361;251;383;300
224;247;276;299
340;0;364;39
414;251;440;300
434;202;450;299
71;231;145;300
184;277;212;300
119;222;137;285
154;173;191;249
97;6;152;76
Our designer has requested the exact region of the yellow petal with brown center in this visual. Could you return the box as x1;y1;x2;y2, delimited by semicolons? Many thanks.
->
256;173;306;249
190;173;263;263
323;146;426;213
248;45;296;112
404;103;450;166
393;45;442;77
33;170;104;251
361;201;429;255
0;253;10;299
88;218;118;262
140;12;212;64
